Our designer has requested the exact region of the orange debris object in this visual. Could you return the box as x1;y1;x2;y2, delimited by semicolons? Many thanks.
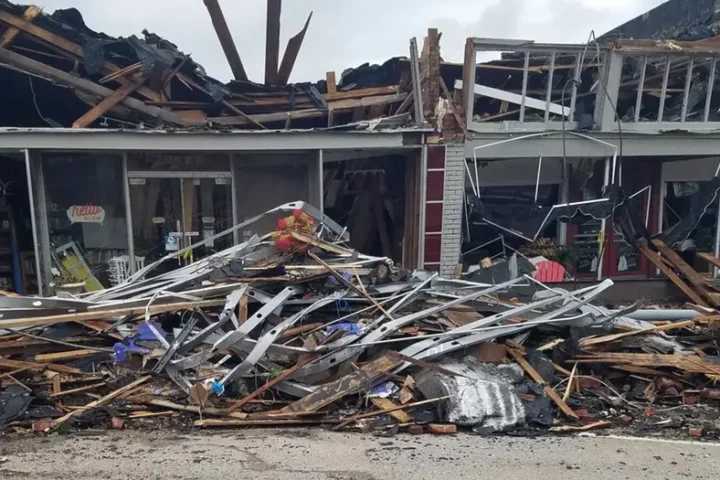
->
273;211;316;252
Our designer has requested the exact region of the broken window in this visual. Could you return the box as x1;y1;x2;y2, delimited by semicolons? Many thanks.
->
43;154;128;288
464;184;559;265
663;180;719;257
619;53;720;124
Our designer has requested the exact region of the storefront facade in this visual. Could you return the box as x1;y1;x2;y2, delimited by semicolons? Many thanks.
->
0;128;428;294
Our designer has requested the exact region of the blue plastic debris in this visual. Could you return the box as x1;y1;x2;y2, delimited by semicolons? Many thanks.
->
211;380;225;396
113;339;150;363
113;321;166;363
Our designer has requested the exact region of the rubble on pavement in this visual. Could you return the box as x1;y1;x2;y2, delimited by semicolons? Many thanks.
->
1;201;720;439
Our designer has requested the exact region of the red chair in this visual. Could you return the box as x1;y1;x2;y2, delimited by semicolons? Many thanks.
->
535;260;566;282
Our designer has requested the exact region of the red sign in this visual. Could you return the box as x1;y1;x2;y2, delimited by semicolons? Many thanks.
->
67;205;105;224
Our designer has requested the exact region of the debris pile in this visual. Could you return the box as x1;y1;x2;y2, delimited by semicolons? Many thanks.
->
1;201;720;438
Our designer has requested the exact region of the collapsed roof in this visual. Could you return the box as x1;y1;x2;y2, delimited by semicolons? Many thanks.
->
0;0;417;131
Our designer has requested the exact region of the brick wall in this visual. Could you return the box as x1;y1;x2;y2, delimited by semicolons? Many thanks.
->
439;142;465;277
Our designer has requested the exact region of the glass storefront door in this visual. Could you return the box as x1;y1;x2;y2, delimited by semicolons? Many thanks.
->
128;173;233;272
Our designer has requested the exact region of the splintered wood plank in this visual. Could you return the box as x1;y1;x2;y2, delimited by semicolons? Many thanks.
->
35;349;102;363
326;71;337;94
507;348;578;419
653;240;718;306
575;353;720;377
52;374;61;394
73;75;148;128
370;397;412;423
276;11;313;85
281;355;400;413
639;241;708;307
0;5;40;48
238;294;249;325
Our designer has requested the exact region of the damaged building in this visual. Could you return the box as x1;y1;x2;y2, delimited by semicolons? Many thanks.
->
418;0;720;308
2;0;720;307
3;0;720;441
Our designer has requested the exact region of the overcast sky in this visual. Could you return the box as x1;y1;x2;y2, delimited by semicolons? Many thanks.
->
30;0;668;83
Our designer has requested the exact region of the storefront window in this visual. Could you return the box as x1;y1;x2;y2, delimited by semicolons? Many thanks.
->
465;184;560;261
43;154;128;289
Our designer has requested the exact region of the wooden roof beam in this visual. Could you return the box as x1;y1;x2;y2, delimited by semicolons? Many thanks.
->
203;0;248;81
73;74;149;128
0;47;187;127
276;11;312;85
265;0;281;85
